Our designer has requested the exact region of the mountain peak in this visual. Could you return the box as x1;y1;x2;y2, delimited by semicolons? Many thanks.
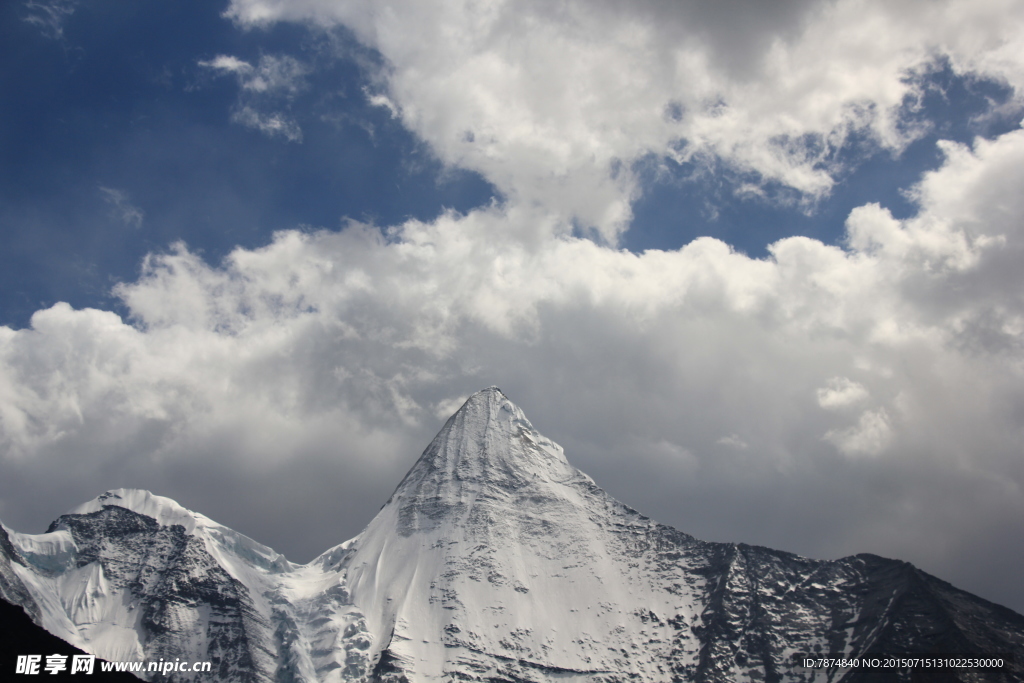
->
366;387;589;540
411;387;572;487
457;385;513;414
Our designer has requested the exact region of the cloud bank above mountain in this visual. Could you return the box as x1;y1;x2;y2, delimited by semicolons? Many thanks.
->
228;0;1024;240
2;0;1023;616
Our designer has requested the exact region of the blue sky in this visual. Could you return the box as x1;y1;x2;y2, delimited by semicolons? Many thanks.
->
1;0;495;326
3;0;1024;617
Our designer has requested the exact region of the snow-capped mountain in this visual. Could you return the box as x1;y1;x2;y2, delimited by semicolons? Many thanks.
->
2;387;1022;682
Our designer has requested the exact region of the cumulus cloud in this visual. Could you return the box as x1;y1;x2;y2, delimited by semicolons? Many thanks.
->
3;123;1024;610
224;0;1024;241
3;0;1024;618
824;408;893;457
817;376;869;410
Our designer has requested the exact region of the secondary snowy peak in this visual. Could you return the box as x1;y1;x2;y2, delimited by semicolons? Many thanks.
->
66;489;215;535
4;489;293;676
57;488;292;576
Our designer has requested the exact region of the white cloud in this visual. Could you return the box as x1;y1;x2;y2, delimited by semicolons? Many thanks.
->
824;407;893;457
365;90;399;119
4;0;1024;615
200;54;308;96
231;106;303;142
6;118;1024;607
200;54;308;141
224;0;1024;241
198;54;254;76
433;395;469;420
816;377;869;410
242;55;309;95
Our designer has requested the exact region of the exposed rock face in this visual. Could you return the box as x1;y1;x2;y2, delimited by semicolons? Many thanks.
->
1;523;42;628
2;388;1022;682
46;505;274;681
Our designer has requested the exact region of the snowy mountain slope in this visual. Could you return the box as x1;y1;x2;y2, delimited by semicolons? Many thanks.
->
2;387;1023;682
1;523;43;629
0;596;142;683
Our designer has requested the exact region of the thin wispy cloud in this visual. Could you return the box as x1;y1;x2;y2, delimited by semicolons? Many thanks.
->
22;0;78;40
231;106;303;142
200;53;309;141
200;54;309;96
99;186;144;229
716;434;749;450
